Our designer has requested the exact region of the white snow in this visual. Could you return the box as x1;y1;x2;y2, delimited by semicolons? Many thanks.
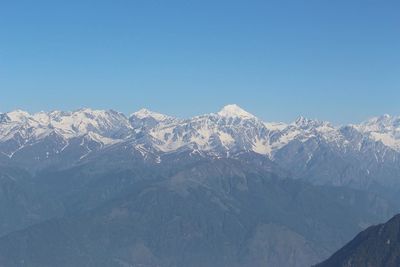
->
252;138;271;155
264;122;287;131
355;115;400;151
131;108;171;121
6;110;30;122
87;132;120;146
218;132;234;147
217;104;256;119
370;132;400;150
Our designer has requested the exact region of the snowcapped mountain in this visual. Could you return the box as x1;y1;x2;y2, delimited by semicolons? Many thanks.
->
0;108;131;143
354;114;400;151
1;105;400;190
217;104;256;119
1;105;399;157
127;104;346;158
0;109;132;169
131;108;174;122
143;104;276;155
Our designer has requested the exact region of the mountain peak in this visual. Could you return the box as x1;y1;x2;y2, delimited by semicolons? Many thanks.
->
294;116;326;125
360;114;399;131
294;116;316;126
6;109;31;122
131;108;171;121
375;114;394;124
217;104;256;119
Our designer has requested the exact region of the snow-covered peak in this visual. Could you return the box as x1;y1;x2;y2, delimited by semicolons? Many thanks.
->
294;116;318;126
217;104;256;119
355;114;400;151
365;114;392;125
293;116;331;129
0;108;132;143
50;108;131;138
360;114;399;130
131;108;172;121
6;109;31;123
32;111;52;124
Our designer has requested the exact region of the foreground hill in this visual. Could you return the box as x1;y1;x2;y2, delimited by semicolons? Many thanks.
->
316;214;400;267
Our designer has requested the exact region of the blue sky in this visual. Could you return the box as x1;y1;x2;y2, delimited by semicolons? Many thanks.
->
0;0;399;124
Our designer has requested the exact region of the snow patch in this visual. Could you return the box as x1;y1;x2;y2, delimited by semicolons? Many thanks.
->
132;108;172;121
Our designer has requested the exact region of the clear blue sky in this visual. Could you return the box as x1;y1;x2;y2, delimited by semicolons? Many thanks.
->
0;0;399;124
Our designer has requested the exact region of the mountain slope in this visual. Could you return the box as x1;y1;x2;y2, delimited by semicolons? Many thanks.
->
316;214;400;267
0;159;396;267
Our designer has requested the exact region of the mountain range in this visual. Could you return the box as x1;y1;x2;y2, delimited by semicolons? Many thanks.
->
0;104;399;266
2;104;400;194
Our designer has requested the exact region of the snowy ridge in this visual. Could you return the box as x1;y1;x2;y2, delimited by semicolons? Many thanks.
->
0;108;131;141
0;105;399;164
131;108;173;121
354;114;400;151
0;109;133;160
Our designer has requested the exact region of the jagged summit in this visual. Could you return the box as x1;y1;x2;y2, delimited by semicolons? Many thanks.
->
294;116;310;125
131;108;172;121
217;104;256;119
5;109;31;122
362;114;399;127
294;116;331;128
